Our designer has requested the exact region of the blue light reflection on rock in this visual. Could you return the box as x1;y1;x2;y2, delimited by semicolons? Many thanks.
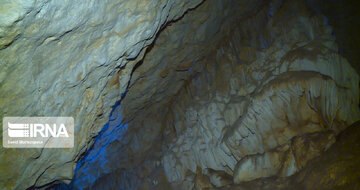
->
70;101;128;190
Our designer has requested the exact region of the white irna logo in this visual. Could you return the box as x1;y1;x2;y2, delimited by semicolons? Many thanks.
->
3;117;74;148
8;122;69;138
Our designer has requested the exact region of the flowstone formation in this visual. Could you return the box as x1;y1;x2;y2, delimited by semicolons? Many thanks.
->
71;0;359;189
161;0;359;188
0;0;359;189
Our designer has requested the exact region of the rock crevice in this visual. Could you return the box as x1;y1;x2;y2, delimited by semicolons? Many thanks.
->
0;0;359;189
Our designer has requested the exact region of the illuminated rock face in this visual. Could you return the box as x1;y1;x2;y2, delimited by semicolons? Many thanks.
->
0;0;203;189
0;0;359;189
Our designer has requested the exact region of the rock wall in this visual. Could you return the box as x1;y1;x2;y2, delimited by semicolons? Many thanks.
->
226;121;360;190
0;0;203;189
70;0;262;189
72;0;359;189
160;0;359;188
0;0;359;189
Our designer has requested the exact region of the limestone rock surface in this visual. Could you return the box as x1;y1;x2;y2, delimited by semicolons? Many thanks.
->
160;0;359;188
75;0;359;189
0;0;203;189
0;0;359;189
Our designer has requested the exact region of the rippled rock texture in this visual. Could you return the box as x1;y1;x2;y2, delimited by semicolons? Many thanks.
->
0;0;359;189
0;0;203;189
161;0;359;188
225;121;360;190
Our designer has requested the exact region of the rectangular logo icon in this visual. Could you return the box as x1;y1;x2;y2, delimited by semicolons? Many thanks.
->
3;117;74;148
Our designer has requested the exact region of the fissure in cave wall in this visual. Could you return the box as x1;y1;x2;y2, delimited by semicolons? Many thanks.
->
66;0;359;189
0;0;359;190
0;0;204;189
